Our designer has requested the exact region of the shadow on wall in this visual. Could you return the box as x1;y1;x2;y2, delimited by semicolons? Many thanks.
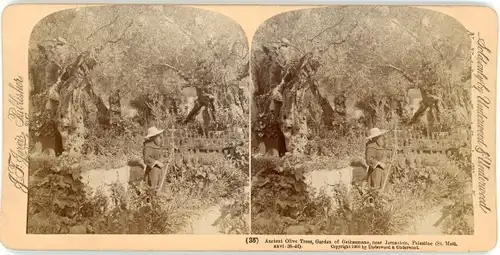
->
350;160;368;185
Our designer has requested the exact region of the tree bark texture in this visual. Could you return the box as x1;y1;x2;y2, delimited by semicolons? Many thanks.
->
109;90;122;125
252;47;337;156
32;51;110;155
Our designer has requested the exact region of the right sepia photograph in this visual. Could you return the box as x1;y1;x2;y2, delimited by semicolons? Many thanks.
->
250;6;473;235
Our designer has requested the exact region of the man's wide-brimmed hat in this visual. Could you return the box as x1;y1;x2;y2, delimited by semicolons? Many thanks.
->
366;127;388;140
145;126;164;139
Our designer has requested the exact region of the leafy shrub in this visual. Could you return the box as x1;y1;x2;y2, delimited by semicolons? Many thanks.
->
218;192;250;234
251;147;473;235
325;152;473;235
89;183;201;234
27;155;90;234
28;147;249;234
83;118;143;158
306;128;365;162
251;155;312;234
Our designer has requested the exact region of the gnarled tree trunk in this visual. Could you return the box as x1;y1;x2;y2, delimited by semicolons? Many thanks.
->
42;52;109;155
280;87;309;154
253;46;337;156
56;76;88;154
309;81;335;128
109;90;122;125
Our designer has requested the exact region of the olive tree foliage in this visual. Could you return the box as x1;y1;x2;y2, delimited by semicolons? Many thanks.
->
29;5;249;154
251;6;473;235
252;7;360;154
251;6;471;154
346;6;472;132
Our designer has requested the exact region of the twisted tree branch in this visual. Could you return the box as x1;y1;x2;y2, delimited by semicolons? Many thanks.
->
106;20;134;44
163;15;218;61
306;17;345;43
382;64;415;84
160;63;192;83
86;16;119;40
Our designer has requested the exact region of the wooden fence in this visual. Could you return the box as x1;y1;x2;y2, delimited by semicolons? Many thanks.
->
383;130;464;155
163;128;245;154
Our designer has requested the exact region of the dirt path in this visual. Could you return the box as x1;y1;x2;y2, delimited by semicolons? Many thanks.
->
182;197;251;234
406;206;444;235
185;204;224;234
179;200;232;234
81;166;245;235
305;166;447;235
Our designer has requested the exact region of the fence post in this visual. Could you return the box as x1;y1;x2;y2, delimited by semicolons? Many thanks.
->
381;119;399;193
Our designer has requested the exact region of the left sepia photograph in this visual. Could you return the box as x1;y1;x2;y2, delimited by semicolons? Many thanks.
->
27;5;250;235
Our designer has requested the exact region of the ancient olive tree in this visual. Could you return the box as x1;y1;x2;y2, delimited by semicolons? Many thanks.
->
30;6;250;155
29;6;137;155
252;7;360;155
346;6;471;132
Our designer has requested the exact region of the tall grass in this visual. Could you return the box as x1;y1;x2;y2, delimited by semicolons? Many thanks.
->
251;145;473;235
27;117;249;234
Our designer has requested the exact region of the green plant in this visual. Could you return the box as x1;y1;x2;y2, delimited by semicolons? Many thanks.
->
251;155;313;234
251;139;473;235
27;155;91;234
88;182;201;234
218;192;250;234
28;145;249;234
